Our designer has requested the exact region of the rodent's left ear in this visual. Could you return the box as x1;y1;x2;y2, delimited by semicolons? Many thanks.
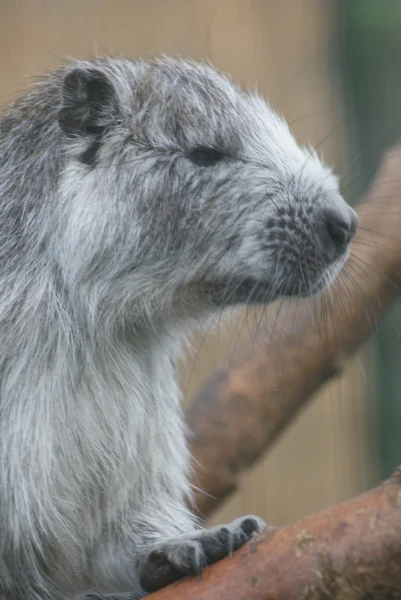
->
58;67;119;137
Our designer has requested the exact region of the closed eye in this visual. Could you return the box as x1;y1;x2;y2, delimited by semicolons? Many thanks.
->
187;146;225;166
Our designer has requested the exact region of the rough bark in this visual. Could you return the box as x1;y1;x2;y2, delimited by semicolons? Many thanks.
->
149;467;401;600
186;146;401;517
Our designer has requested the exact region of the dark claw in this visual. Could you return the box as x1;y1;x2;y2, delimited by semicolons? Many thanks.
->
240;517;260;537
185;545;203;575
200;527;231;564
139;550;183;594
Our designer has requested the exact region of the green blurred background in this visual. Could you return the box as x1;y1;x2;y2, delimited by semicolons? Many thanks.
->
340;0;401;481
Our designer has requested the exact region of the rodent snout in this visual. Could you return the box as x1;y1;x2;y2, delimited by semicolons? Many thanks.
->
316;206;358;262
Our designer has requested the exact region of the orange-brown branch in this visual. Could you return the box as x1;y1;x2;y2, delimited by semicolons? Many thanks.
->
149;467;401;600
186;147;401;517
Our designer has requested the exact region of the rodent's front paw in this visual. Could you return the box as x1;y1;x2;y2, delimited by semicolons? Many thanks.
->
139;515;266;593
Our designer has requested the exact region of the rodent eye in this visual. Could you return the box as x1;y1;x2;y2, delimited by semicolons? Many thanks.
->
188;147;225;166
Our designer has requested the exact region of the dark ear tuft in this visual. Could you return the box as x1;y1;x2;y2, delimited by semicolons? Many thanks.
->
58;67;118;137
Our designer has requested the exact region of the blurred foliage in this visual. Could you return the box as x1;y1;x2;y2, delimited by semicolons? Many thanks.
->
340;0;401;480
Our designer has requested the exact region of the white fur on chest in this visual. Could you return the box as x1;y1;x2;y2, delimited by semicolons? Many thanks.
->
1;330;190;567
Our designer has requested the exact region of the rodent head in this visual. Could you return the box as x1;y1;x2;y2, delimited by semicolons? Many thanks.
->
55;57;357;316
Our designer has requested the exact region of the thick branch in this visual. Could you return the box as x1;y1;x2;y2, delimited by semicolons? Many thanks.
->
149;467;401;600
186;146;401;517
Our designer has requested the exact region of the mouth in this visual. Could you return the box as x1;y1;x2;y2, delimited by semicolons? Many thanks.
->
204;255;348;307
204;278;277;306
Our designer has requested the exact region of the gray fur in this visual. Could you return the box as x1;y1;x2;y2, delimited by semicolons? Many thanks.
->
0;56;356;599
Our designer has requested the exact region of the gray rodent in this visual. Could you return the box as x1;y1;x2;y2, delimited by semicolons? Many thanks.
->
0;56;357;599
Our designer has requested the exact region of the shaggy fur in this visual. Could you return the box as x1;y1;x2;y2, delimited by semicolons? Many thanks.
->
0;57;357;599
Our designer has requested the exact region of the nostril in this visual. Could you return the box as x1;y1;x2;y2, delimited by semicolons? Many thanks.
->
316;206;358;262
349;210;358;238
324;207;357;246
326;215;349;245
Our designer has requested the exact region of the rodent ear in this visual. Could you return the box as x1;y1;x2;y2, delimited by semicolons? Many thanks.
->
58;67;118;137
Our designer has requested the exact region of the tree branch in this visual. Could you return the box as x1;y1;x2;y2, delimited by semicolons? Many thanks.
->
149;467;401;599
186;146;401;517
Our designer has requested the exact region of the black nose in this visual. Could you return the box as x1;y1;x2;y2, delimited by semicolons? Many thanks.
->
317;207;358;261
